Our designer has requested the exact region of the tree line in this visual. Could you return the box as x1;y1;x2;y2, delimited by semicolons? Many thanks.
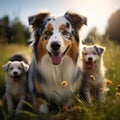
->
0;9;120;44
0;16;30;44
84;9;120;44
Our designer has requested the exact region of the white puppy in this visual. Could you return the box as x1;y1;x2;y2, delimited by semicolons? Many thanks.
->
3;61;29;114
80;45;106;106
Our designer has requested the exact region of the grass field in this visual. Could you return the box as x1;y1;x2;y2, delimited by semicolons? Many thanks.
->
0;41;120;120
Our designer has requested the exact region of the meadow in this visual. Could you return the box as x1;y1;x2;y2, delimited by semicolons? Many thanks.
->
0;40;120;120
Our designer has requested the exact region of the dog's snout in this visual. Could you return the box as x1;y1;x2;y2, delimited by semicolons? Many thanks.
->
88;57;93;61
51;42;60;51
13;71;18;76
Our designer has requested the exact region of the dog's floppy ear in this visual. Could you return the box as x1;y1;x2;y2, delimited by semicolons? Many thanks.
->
64;12;87;30
94;46;105;55
28;11;50;29
20;61;29;72
3;61;11;71
82;45;87;53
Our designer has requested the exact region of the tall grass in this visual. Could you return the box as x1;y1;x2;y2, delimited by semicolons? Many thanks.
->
0;41;120;120
102;40;120;96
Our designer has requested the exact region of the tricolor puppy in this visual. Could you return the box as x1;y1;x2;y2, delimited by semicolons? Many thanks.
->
80;45;106;106
28;11;87;113
3;54;29;114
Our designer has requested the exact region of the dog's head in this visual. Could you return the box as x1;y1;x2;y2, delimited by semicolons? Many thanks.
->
29;11;87;65
3;61;29;82
82;45;105;69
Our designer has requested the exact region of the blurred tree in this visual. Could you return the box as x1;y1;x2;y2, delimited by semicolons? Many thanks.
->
0;16;30;44
83;27;103;44
0;16;12;43
105;9;120;44
11;18;26;44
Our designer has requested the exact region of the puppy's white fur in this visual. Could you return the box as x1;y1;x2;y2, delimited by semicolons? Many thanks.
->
3;61;29;114
81;45;106;105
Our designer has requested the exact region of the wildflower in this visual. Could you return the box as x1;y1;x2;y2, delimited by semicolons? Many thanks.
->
90;75;96;81
61;80;68;87
116;84;120;92
116;92;120;98
105;79;113;86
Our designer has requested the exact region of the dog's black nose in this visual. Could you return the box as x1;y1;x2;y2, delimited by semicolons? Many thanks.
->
13;71;18;76
51;42;60;51
88;57;93;61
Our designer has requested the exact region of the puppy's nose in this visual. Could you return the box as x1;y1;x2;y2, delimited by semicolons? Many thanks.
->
13;71;18;76
51;42;60;51
88;57;93;61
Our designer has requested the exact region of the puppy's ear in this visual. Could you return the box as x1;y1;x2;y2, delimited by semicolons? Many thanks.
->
28;11;50;29
94;46;105;55
3;61;11;71
21;61;29;72
64;12;87;30
82;45;87;53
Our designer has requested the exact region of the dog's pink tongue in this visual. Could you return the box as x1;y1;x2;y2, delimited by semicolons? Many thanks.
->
51;54;62;65
87;62;94;69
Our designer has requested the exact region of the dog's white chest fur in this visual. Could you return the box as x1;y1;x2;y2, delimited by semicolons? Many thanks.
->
39;55;79;103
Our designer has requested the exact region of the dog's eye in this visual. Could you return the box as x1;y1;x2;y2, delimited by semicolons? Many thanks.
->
84;53;87;55
93;52;97;55
18;67;22;70
43;31;53;40
62;30;68;35
9;67;13;70
62;31;72;40
44;31;53;36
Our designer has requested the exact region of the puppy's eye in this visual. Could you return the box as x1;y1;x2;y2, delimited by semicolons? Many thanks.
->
84;53;87;55
9;67;13;70
18;67;22;70
93;52;97;55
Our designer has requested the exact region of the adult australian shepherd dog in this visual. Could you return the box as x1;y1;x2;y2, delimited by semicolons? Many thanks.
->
28;11;87;113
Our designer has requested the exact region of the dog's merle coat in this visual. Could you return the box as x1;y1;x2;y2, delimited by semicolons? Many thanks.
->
28;11;87;113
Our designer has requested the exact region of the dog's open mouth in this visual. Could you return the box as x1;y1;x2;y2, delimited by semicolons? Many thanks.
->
86;61;96;69
11;75;21;82
48;46;70;65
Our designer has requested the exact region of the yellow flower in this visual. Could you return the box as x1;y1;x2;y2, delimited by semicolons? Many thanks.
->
116;84;120;92
116;92;120;98
61;80;68;87
105;79;113;86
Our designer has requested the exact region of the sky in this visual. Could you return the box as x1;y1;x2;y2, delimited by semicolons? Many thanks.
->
0;0;120;39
